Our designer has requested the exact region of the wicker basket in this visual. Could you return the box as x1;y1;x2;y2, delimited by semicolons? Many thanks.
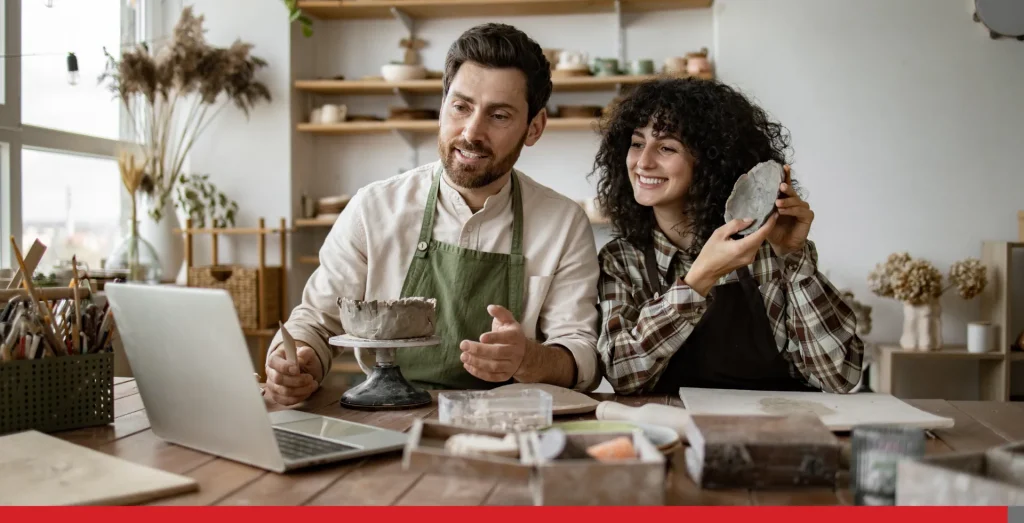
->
0;352;114;435
189;265;282;330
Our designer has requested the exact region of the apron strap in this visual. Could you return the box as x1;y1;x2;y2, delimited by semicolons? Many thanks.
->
644;245;664;296
507;172;525;320
414;165;444;259
509;172;524;257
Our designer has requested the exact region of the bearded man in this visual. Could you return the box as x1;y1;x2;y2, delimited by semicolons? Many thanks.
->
262;23;602;405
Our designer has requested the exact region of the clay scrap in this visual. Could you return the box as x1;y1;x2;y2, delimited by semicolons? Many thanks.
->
338;297;436;340
724;160;784;236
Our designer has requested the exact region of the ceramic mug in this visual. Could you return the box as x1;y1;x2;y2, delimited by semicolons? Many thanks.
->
664;56;687;74
592;58;619;76
630;59;655;75
310;107;322;124
557;50;588;69
967;321;997;353
320;104;347;124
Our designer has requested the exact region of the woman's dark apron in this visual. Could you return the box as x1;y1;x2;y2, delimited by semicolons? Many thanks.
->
644;247;818;393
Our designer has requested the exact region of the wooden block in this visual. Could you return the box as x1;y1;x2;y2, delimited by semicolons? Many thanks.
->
684;415;841;489
897;441;1024;505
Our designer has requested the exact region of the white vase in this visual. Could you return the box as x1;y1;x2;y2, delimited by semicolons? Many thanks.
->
899;300;942;351
138;195;184;284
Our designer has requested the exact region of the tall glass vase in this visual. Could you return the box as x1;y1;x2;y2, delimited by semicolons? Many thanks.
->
107;219;163;283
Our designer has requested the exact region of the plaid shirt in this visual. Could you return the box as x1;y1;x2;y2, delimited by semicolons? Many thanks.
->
597;228;863;394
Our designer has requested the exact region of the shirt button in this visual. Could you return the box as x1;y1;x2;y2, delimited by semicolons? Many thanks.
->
417;241;428;251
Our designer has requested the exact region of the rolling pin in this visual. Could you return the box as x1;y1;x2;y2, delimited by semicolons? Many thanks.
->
596;401;694;441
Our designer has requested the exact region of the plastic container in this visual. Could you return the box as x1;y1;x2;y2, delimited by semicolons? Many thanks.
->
438;389;553;432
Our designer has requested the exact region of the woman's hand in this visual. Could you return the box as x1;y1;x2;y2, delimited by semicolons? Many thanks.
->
685;215;778;296
767;165;814;256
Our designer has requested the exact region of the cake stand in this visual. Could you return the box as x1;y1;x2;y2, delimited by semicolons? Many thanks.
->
328;333;438;410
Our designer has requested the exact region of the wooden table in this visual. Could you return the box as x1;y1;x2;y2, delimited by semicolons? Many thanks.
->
52;375;1024;506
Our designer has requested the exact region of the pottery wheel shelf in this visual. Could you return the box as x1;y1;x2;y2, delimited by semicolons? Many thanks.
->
328;334;438;410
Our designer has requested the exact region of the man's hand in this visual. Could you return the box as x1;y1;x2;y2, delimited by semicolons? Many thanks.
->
264;343;323;406
767;165;814;256
459;304;526;382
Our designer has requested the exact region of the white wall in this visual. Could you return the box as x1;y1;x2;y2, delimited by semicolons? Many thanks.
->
714;0;1024;348
165;0;294;273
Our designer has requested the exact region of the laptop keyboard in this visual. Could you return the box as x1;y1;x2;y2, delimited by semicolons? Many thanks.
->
273;427;357;461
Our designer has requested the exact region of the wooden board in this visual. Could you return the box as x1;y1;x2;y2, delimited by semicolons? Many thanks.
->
0;430;197;506
679;388;955;432
490;383;599;415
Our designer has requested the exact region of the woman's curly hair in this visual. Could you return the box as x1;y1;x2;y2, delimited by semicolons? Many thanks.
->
591;77;792;258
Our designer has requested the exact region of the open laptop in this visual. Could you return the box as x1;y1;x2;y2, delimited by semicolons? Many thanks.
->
104;283;408;473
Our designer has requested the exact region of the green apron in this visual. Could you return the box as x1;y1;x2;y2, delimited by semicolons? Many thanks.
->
395;164;525;390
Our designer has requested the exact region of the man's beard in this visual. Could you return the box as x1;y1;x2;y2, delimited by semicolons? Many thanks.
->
439;132;527;189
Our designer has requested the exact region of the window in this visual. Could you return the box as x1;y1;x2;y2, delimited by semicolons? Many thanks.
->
21;148;122;274
21;0;124;139
1;0;151;268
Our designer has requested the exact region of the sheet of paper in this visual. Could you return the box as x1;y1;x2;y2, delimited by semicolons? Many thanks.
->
0;430;197;506
679;388;954;432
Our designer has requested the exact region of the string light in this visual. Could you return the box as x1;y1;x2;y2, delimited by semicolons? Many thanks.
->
66;52;79;85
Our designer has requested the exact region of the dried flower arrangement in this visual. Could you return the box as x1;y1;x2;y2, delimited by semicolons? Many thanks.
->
869;252;989;351
99;7;272;224
868;252;987;305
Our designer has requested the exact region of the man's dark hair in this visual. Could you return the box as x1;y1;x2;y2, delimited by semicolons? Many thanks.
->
442;23;552;122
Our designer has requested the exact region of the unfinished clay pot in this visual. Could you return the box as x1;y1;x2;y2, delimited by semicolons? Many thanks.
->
338;297;437;340
724;160;784;236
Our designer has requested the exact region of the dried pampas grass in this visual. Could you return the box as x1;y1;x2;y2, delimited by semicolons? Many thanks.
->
100;6;271;223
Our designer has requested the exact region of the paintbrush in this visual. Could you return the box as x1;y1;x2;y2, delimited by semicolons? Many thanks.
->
10;236;66;356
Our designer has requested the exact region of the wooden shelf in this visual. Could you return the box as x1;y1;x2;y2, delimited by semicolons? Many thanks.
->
298;255;321;265
297;117;598;134
298;0;712;20
294;73;713;95
879;345;1005;361
295;217;337;227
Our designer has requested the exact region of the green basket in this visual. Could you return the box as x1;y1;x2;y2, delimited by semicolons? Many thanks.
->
0;352;114;435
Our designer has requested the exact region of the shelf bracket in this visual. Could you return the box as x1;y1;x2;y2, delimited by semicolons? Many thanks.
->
392;87;413;108
392;129;420;173
614;0;626;66
390;7;415;36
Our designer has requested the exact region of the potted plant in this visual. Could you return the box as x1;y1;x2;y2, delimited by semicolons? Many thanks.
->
99;6;271;282
868;253;987;351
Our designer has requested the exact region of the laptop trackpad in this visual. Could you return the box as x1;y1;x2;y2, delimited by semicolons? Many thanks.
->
275;417;379;443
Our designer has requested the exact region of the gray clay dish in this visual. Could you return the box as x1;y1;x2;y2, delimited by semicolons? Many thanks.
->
338;297;437;340
724;160;784;236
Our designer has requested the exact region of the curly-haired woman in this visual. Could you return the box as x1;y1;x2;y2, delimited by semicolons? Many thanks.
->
592;77;863;395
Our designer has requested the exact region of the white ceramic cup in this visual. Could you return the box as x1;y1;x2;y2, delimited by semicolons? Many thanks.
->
319;104;346;124
967;321;997;354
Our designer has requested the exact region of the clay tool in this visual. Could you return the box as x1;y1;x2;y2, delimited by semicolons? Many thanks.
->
9;236;65;356
71;255;82;354
278;321;298;364
5;239;45;290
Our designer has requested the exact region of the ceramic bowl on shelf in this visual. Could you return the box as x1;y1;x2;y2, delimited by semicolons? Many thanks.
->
381;63;427;82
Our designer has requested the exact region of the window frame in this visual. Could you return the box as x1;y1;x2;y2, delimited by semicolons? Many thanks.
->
1;0;153;268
